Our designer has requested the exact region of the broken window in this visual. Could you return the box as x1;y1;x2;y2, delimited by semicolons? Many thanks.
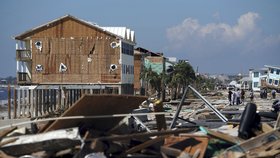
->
110;42;119;48
35;41;42;51
35;65;43;72
275;80;279;86
59;63;67;72
269;79;273;85
110;64;117;72
277;70;280;75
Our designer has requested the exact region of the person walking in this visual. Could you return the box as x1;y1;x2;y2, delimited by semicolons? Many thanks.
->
249;90;254;102
236;89;241;105
232;89;237;105
272;89;276;99
241;89;245;103
228;90;233;105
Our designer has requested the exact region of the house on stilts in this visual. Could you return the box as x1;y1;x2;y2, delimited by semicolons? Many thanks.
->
13;14;136;118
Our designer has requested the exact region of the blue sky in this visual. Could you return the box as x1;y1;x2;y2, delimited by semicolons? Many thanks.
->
0;0;280;77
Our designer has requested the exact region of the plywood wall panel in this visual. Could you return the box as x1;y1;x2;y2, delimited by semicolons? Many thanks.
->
29;18;121;84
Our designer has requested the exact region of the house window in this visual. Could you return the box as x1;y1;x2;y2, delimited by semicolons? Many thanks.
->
121;43;134;56
270;68;274;74
275;80;279;86
276;70;280;75
253;72;259;78
269;79;273;85
253;82;258;88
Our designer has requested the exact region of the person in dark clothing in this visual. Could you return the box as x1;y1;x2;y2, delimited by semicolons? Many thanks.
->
249;90;254;101
264;88;268;99
272;89;276;99
241;89;245;103
228;90;233;105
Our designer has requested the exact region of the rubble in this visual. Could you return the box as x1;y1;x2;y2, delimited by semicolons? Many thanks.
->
0;89;280;157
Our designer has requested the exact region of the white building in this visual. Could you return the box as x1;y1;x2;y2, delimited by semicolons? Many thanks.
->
250;65;280;91
250;68;268;91
264;65;280;89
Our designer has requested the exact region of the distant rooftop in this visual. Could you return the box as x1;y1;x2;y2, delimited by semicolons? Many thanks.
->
264;65;280;69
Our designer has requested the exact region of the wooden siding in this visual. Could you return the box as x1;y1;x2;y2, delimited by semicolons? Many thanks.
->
134;53;142;90
29;19;121;84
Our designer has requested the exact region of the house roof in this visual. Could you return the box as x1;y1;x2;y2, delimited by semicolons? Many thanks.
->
102;27;135;43
14;14;135;43
239;76;252;82
252;67;268;72
134;47;162;57
264;65;280;70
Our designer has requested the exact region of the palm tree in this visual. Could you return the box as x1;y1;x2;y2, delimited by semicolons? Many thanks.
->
140;67;161;96
166;61;195;99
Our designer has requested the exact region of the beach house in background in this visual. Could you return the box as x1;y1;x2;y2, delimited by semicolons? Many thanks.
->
11;15;137;118
263;65;280;90
250;65;280;91
15;14;135;94
134;47;177;95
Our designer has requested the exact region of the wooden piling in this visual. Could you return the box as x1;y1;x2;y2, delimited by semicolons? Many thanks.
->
7;84;11;119
17;89;21;117
154;100;167;131
53;89;56;111
13;86;17;119
38;89;42;116
35;89;38;117
30;89;34;117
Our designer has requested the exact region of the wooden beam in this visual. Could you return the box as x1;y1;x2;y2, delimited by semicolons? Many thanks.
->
220;127;280;157
125;136;166;155
0;127;17;139
90;128;195;142
199;126;241;144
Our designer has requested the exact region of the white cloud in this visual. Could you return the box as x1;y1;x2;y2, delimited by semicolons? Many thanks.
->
166;12;280;57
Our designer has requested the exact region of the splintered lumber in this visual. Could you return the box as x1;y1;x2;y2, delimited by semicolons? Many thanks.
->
0;128;82;156
90;128;196;142
0;127;17;139
161;146;191;158
163;135;208;158
43;94;147;132
246;139;280;157
261;123;273;133
125;136;166;154
219;127;280;158
199;126;241;144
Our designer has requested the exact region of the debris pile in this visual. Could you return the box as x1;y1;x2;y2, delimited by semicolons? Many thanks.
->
0;88;280;158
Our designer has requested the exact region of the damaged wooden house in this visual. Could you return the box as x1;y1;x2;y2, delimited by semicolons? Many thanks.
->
13;14;136;118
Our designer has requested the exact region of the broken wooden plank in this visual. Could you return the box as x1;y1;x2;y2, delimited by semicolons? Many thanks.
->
43;94;147;132
0;127;17;139
0;127;82;156
0;138;18;147
245;139;280;157
161;146;191;158
219;127;280;158
199;126;241;144
261;123;273;133
90;128;196;142
125;136;165;155
163;135;208;158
